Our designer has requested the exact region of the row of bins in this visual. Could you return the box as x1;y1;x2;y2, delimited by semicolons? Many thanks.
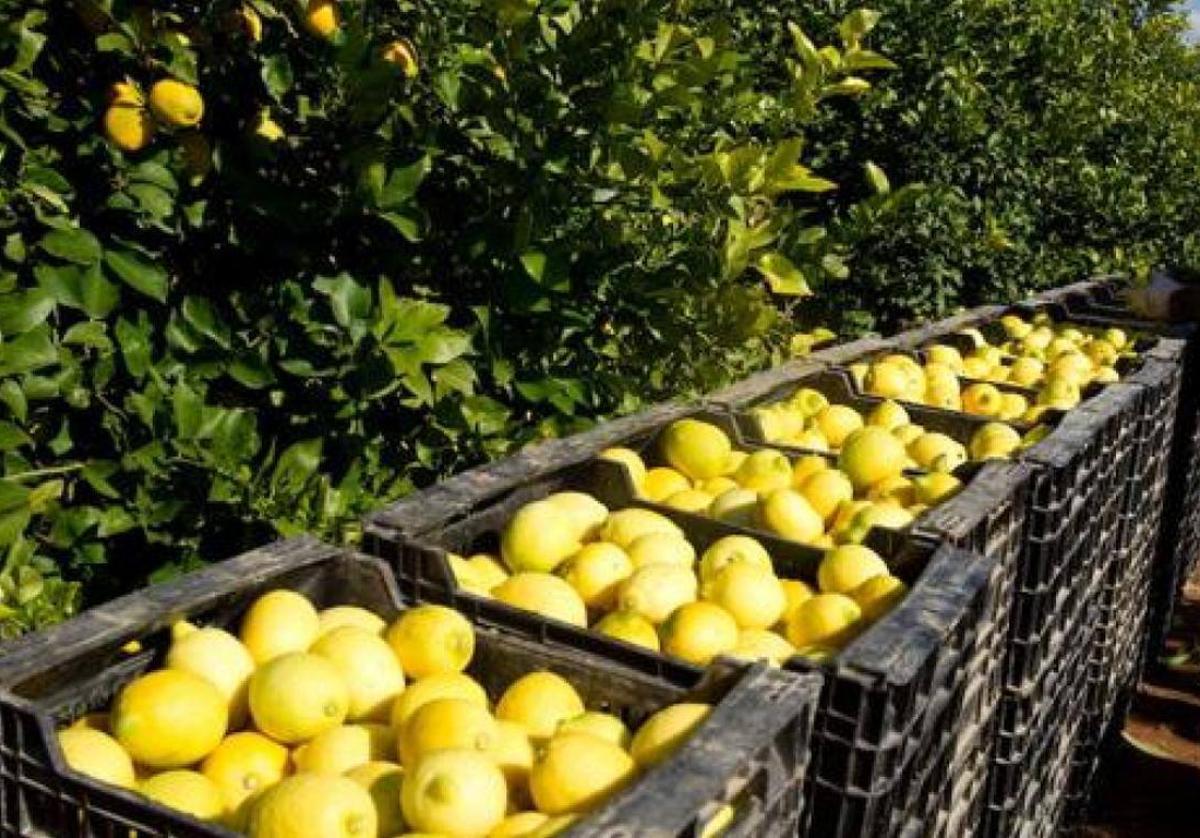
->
0;274;1192;837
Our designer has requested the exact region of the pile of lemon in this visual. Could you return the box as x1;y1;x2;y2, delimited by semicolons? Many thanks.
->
845;314;1133;421
56;593;716;837
452;419;912;668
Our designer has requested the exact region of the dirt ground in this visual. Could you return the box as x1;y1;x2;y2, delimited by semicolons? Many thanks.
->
1076;574;1200;836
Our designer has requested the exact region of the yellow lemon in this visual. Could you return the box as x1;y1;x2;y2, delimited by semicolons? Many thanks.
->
293;724;393;774
496;672;585;740
790;454;830;488
863;361;912;399
780;578;815;625
148;79;204;127
598;508;682;549
961;383;1004;417
702;476;740;496
311;626;406;722
140;770;223;822
799;469;854;523
557;712;630;748
789;427;831;452
1038;377;1081;410
698;535;773;582
399;698;497;767
166;622;255;728
403;749;507;836
911;472;962;505
661;419;733;481
249;653;349;744
303;0;341;38
108;81;144;107
868;474;915;506
1009;357;1044;387
641;467;693;502
492;720;535;803
1094;365;1119;384
530;733;637;815
465;555;511;591
544;492;609;541
733;450;793;493
786;594;862;648
491;812;551;837
501;500;581;574
838;428;906;491
728;629;796;666
57;728;135;789
850;575;908;621
493;573;587;627
998;392;1029;421
626;531;696;569
600;447;647;489
925;344;964;372
867;400;910;431
240;589;320;664
758;489;824;544
906;432;964;471
104;105;154;152
386;605;475;679
722;450;749;475
346;761;405;838
838;504;914;545
708;488;760;528
561;543;633;610
817;545;889;595
629;703;711;768
969;422;1023;461
317;605;386;638
201;732;289;823
787;388;830;416
660;601;739;665
814;405;864;448
112;670;227;769
592;610;661;652
249;774;376;838
390;673;488;731
701;563;786;630
664;488;716;513
382;37;420;78
617;563;697;624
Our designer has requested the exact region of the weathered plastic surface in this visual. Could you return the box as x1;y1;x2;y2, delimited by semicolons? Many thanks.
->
0;537;821;838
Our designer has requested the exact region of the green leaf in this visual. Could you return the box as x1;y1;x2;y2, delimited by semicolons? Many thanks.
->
228;355;275;389
181;297;231;349
0;325;56;376
756;252;812;296
104;249;168;303
0;422;31;451
864;162;891;195
80;265;120;319
839;9;882;44
62;321;112;350
39;228;101;265
271;438;323;492
843;49;897;71
378;156;430;209
261;54;294;101
313;274;373;330
821;253;850;280
172;383;203;439
0;289;54;335
115;315;151;378
520;249;569;292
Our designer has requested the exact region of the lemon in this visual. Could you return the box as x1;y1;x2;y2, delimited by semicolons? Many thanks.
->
660;601;739;665
799;469;854;523
104;105;154;152
838;428;906;491
201;732;290;823
926;345;964;372
664;488;716;513
465;555;511;591
311;626;406;722
69;712;110;733
166;623;256;728
303;0;341;38
912;472;962;505
491;812;551;837
557;712;630;748
722;450;749;475
598;508;682;548
1103;327;1128;350
240;589;320;664
544;492;609;541
708;488;760;528
108;81;143;107
789;427;830;452
779;578;815;624
867;400;909;431
148;79;204;127
140;770;224;822
817;545;889;594
961;383;1004;417
758;489;824;543
1049;352;1093;384
249;652;349;744
250;774;376;838
493;573;587;627
402;749;507;836
1038;377;1081;409
386;605;475;679
1009;356;1045;385
57;728;135;789
698;535;773;582
864;361;911;399
626;531;696;569
998;392;1029;421
661;419;733;481
961;356;992;379
1094;365;1119;383
787;387;830;416
641;467;693;502
501;500;581;574
814;405;864;448
492;720;534;802
838;503;914;545
629;703;711;768
600;448;647;489
728;629;795;666
701;563;786;630
318;605;387;638
907;432;964;471
530;733;637;815
561;543;633;610
390;673;488;730
293;724;393;774
850;575;908;621
346;761;405;838
592;610;661;652
733;450;793;493
112;670;227;769
496;672;585;740
786;594;862;648
400;698;497;767
617;563;697;624
701;476;740;496
868;475;915;506
969;422;1022;461
790;455;829;488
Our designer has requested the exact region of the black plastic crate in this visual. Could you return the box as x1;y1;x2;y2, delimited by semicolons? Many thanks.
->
0;537;821;838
